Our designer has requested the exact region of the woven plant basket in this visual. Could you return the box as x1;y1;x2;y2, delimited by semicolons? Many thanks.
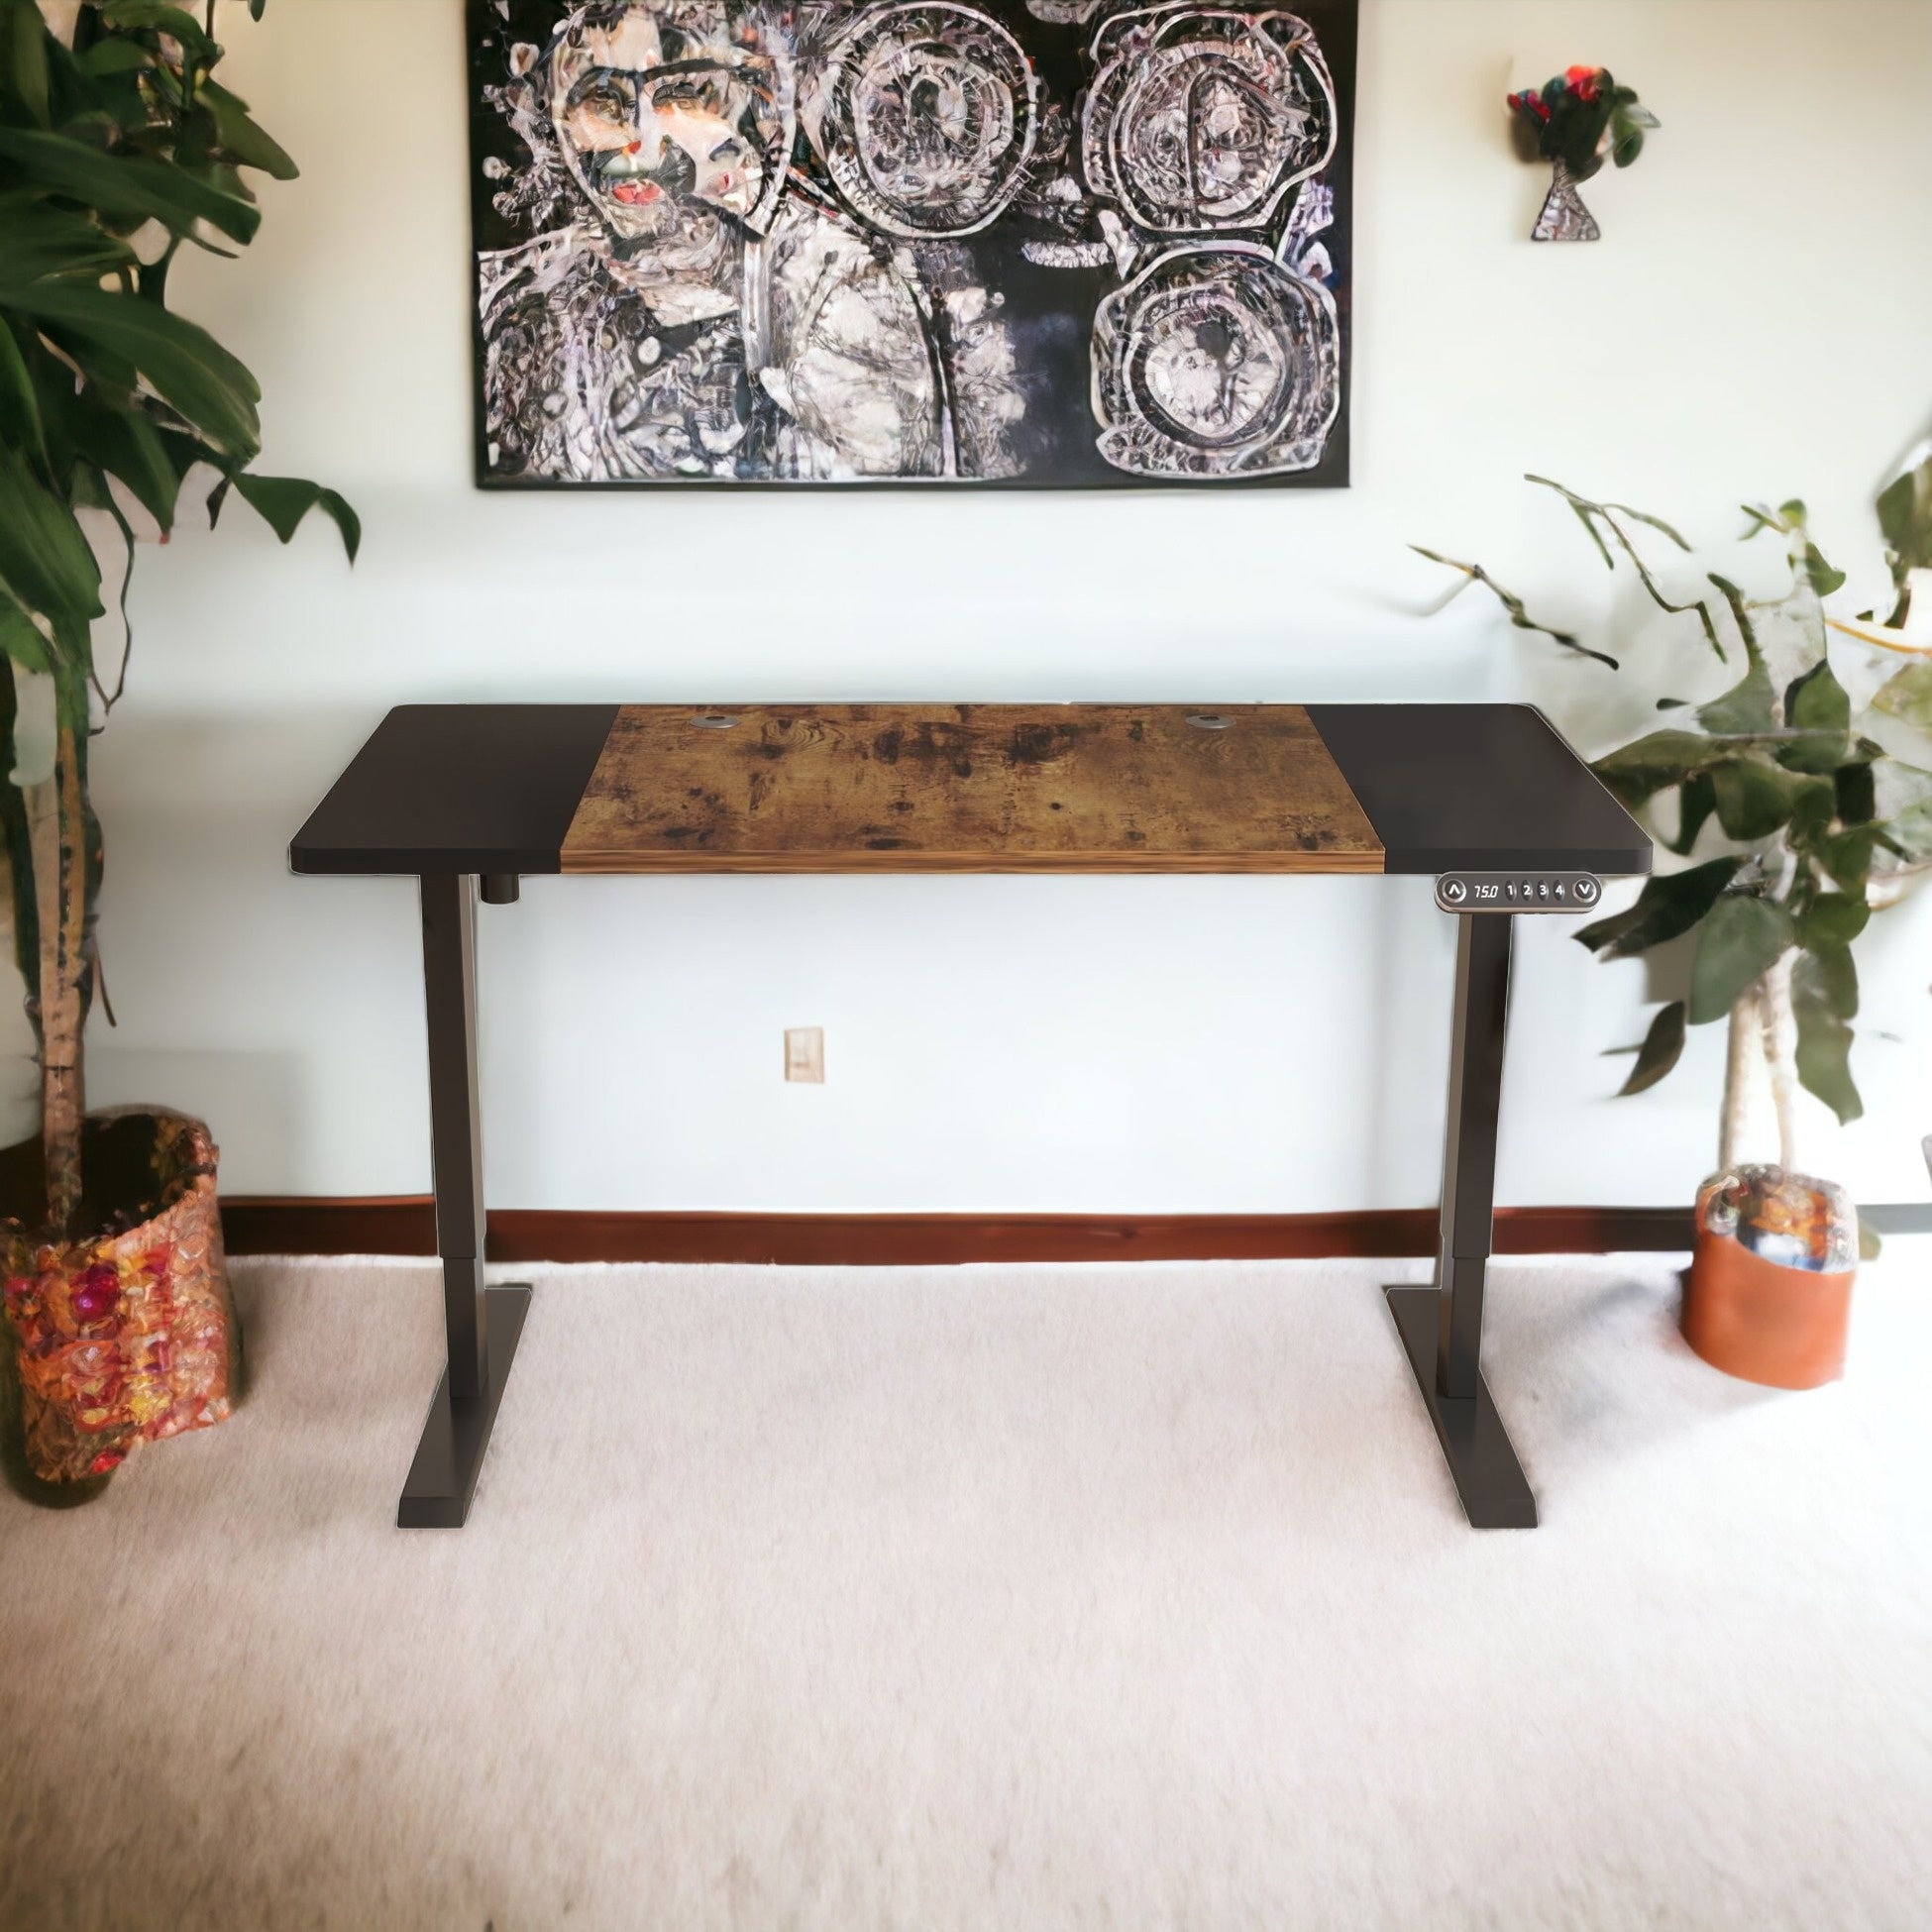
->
1;1109;237;1487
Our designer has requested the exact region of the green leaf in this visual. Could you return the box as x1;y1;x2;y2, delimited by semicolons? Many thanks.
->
1814;826;1882;895
1872;660;1932;731
0;127;261;246
197;78;296;179
153;421;219;485
1792;962;1862;1126
0;589;53;675
1;0;53;130
1794;942;1858;1021
75;38;155;78
1801;543;1846;598
1794;893;1869;951
1877;458;1932;570
1786;777;1835;844
1869;760;1932;863
1556;91;1614;180
0;313;46;467
1776;661;1851;774
0;191;140;283
1574;855;1741;958
1785;660;1850;733
0;441;102;628
221;472;360;562
4;277;260;457
1696;655;1775;735
89;2;219;63
1614;1001;1685;1096
1591;729;1713;807
1665;770;1717;855
1834;760;1876;826
1708;757;1826;841
1688;894;1794;1025
67;389;180;528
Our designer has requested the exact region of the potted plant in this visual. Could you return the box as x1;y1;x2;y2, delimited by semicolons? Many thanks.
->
0;0;355;1492
1419;462;1932;1385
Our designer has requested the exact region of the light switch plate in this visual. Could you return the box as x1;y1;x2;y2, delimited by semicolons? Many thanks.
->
785;1026;824;1083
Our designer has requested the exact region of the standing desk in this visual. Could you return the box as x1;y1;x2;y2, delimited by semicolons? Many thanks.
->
290;702;1650;1530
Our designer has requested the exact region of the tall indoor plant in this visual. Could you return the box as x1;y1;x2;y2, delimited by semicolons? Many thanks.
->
0;0;354;1485
1421;462;1932;1381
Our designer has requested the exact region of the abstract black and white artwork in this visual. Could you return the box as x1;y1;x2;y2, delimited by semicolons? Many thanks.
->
468;0;1354;486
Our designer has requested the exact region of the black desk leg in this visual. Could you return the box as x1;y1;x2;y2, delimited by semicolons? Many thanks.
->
1386;912;1538;1529
397;871;531;1529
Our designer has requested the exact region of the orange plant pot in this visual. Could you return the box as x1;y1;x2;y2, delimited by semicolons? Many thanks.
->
1681;1177;1854;1390
1;1110;236;1484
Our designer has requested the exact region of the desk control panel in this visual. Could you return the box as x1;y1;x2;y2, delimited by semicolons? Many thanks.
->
1436;871;1603;914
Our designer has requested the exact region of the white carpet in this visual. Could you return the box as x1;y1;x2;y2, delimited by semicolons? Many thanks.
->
3;1246;1929;1931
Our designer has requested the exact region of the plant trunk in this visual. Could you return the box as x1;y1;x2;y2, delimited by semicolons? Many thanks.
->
1760;952;1798;1170
27;726;88;1233
1718;952;1798;1173
1719;978;1757;1172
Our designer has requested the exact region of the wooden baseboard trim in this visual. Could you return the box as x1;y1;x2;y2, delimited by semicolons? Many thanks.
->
217;1198;1720;1265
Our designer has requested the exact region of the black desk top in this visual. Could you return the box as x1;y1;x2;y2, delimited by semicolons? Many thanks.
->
289;702;1651;879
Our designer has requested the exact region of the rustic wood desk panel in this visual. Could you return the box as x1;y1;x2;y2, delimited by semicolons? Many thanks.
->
561;703;1384;874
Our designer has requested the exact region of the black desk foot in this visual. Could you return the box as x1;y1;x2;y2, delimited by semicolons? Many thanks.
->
1385;1286;1537;1530
397;1285;531;1529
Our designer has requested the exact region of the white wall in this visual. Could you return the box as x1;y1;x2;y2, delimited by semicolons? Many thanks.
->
36;0;1932;1211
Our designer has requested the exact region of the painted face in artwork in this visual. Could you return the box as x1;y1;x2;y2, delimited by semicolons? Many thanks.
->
548;2;793;242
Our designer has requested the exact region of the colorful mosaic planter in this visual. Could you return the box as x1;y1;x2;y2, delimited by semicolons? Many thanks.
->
2;1111;236;1485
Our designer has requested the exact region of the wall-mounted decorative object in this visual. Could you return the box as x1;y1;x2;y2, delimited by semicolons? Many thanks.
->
1420;467;1932;1385
1506;65;1656;242
468;0;1355;486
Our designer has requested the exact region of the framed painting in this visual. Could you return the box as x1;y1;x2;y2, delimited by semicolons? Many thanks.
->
468;0;1355;487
